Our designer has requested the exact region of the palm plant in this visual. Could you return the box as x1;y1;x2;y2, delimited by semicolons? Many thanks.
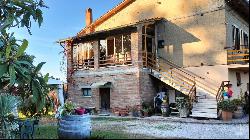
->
0;94;20;139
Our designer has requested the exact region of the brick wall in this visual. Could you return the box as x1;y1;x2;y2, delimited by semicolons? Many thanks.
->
70;67;141;112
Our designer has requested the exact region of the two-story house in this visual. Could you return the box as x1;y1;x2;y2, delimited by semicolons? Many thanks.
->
58;0;249;118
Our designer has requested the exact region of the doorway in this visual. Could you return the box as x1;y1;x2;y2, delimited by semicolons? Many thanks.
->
100;88;110;111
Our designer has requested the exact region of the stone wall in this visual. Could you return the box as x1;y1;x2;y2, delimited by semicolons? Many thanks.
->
69;66;141;111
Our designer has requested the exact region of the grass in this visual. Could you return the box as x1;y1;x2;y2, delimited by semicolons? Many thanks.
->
34;125;156;139
34;125;58;139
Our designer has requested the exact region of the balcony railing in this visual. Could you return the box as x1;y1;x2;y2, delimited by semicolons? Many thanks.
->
73;58;94;70
227;48;249;64
99;53;132;67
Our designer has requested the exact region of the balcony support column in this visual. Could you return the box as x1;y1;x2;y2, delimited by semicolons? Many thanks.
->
93;40;100;70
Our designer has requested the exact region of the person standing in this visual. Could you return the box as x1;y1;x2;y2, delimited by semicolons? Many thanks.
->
227;84;233;99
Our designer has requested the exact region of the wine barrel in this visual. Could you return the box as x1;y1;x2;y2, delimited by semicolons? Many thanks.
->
58;114;91;139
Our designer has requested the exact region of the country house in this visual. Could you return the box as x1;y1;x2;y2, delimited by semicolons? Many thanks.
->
58;0;249;118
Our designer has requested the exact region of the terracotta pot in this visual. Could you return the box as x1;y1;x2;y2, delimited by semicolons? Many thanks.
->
121;112;127;117
114;111;120;116
221;111;233;121
143;112;149;117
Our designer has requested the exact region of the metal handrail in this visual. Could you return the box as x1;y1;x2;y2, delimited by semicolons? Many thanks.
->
216;81;230;102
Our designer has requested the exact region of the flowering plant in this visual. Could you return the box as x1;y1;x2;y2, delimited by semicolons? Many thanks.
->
56;101;88;118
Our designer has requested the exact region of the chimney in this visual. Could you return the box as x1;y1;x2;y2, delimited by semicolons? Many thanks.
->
86;8;93;27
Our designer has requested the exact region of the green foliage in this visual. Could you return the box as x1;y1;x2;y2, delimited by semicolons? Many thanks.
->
0;94;20;139
57;101;76;117
0;94;20;118
0;0;50;118
176;97;189;110
231;98;243;107
0;0;48;34
217;100;236;112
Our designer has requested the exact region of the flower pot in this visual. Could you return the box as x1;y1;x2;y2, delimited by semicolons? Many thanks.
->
58;115;91;139
138;111;143;118
132;112;138;117
233;106;244;119
179;108;188;118
143;112;149;117
221;111;233;121
114;111;120;116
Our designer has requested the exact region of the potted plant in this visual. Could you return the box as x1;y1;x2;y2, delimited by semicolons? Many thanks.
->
57;101;91;139
176;97;189;118
231;99;244;119
217;100;236;121
142;108;149;117
129;106;138;117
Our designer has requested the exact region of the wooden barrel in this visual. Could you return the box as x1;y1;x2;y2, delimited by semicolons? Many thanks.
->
58;114;91;139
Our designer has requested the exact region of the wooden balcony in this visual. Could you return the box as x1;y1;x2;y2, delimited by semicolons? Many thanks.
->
227;48;249;65
99;53;132;67
73;58;94;70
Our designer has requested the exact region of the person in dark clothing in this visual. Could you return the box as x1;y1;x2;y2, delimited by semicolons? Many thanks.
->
155;95;163;114
244;91;249;114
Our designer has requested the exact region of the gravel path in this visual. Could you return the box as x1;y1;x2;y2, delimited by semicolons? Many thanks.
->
92;117;249;139
123;120;249;139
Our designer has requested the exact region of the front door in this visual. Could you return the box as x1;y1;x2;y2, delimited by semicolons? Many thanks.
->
100;88;110;111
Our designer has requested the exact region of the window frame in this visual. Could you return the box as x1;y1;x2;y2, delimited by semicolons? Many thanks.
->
82;88;92;97
236;72;241;87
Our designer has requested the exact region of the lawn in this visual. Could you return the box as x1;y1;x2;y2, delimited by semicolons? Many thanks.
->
34;125;157;139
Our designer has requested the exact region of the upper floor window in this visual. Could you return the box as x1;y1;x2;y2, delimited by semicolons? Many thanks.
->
243;32;249;49
99;33;132;66
232;25;249;50
72;42;94;69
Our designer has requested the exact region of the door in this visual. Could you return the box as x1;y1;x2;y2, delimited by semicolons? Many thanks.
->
100;88;110;110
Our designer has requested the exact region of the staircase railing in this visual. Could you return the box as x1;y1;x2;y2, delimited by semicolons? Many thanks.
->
142;51;196;95
188;83;197;110
158;56;220;96
216;81;230;102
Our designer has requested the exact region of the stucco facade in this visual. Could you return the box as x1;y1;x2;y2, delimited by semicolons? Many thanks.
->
94;0;228;67
63;0;249;113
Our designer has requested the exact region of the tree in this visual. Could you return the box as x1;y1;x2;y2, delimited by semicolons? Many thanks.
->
0;0;51;117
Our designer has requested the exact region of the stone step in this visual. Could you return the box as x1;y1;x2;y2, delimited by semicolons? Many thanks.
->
190;113;218;118
197;101;217;104
192;109;217;113
193;105;217;109
195;101;217;104
192;107;217;110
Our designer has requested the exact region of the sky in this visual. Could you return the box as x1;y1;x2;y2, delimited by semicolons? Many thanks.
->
12;0;122;82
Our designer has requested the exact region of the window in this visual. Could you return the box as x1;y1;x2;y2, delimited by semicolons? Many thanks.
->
236;72;241;87
107;38;115;57
243;32;249;49
232;25;240;50
123;34;131;53
82;88;92;97
115;35;123;54
232;25;249;50
247;83;249;92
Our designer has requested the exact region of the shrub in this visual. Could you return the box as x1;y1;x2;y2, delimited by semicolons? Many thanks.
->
176;97;189;110
231;98;243;107
217;100;236;112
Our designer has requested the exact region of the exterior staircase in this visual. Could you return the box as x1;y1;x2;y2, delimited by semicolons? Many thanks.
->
190;88;217;118
143;52;228;119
